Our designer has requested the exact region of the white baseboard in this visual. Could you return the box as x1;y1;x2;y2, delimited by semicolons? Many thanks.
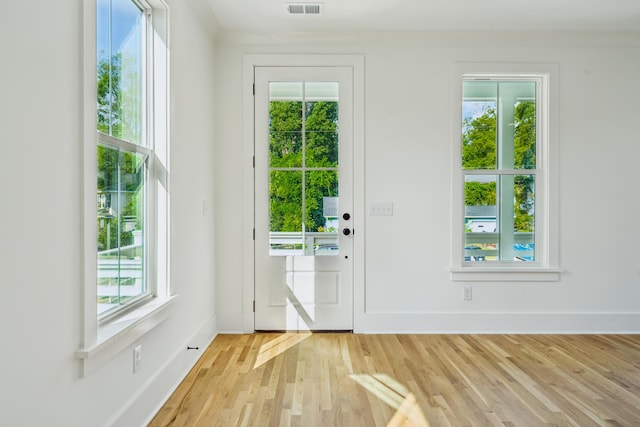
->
355;312;640;334
108;314;218;427
217;310;640;334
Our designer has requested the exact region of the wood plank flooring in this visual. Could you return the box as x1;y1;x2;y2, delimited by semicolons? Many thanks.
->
148;334;640;426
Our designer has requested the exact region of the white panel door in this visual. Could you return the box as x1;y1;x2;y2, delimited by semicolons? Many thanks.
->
254;66;354;331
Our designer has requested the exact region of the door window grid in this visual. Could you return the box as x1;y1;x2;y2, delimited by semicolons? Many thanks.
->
268;81;340;256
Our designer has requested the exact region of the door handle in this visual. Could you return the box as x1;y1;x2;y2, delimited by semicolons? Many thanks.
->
342;228;352;236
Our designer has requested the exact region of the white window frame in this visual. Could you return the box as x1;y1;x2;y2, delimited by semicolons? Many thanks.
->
76;0;172;377
450;63;561;282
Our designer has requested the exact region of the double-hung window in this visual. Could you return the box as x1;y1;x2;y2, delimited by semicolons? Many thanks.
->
78;0;169;375
96;0;169;321
97;0;150;318
451;64;559;281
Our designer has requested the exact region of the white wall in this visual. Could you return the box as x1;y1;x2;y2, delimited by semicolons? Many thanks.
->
214;31;640;333
0;1;218;426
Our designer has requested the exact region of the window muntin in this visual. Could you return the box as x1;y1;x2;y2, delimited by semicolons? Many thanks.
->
462;79;538;263
96;0;152;318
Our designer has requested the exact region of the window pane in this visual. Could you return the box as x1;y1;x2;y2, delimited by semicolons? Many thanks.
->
305;81;339;101
464;175;498;261
97;0;144;145
269;170;303;255
269;101;303;168
305;103;339;168
513;98;536;170
305;171;338;255
464;174;535;262
305;170;338;232
269;83;303;168
497;81;537;170
97;146;147;316
305;82;339;168
463;80;537;171
512;174;535;261
462;81;497;170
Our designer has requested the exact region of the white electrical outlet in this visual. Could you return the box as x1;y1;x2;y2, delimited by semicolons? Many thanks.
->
463;286;472;301
133;345;142;373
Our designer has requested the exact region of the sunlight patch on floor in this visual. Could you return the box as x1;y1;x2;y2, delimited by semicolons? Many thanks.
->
253;332;312;369
350;374;430;427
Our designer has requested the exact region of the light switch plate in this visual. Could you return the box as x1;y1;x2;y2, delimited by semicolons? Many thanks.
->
369;202;393;216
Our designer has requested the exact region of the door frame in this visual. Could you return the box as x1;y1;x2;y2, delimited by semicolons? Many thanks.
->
242;54;365;333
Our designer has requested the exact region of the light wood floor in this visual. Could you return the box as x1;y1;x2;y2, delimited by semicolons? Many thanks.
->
148;333;640;426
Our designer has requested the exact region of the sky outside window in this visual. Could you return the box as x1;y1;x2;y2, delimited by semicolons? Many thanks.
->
97;0;142;60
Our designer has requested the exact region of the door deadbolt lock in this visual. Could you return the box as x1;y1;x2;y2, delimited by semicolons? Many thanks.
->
342;213;351;221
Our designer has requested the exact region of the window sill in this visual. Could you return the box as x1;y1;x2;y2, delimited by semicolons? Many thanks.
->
450;267;562;282
75;295;177;377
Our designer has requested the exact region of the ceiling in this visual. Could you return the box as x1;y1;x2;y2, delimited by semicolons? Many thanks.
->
206;0;640;32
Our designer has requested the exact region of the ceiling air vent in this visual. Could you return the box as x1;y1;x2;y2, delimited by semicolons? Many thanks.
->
287;3;323;15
